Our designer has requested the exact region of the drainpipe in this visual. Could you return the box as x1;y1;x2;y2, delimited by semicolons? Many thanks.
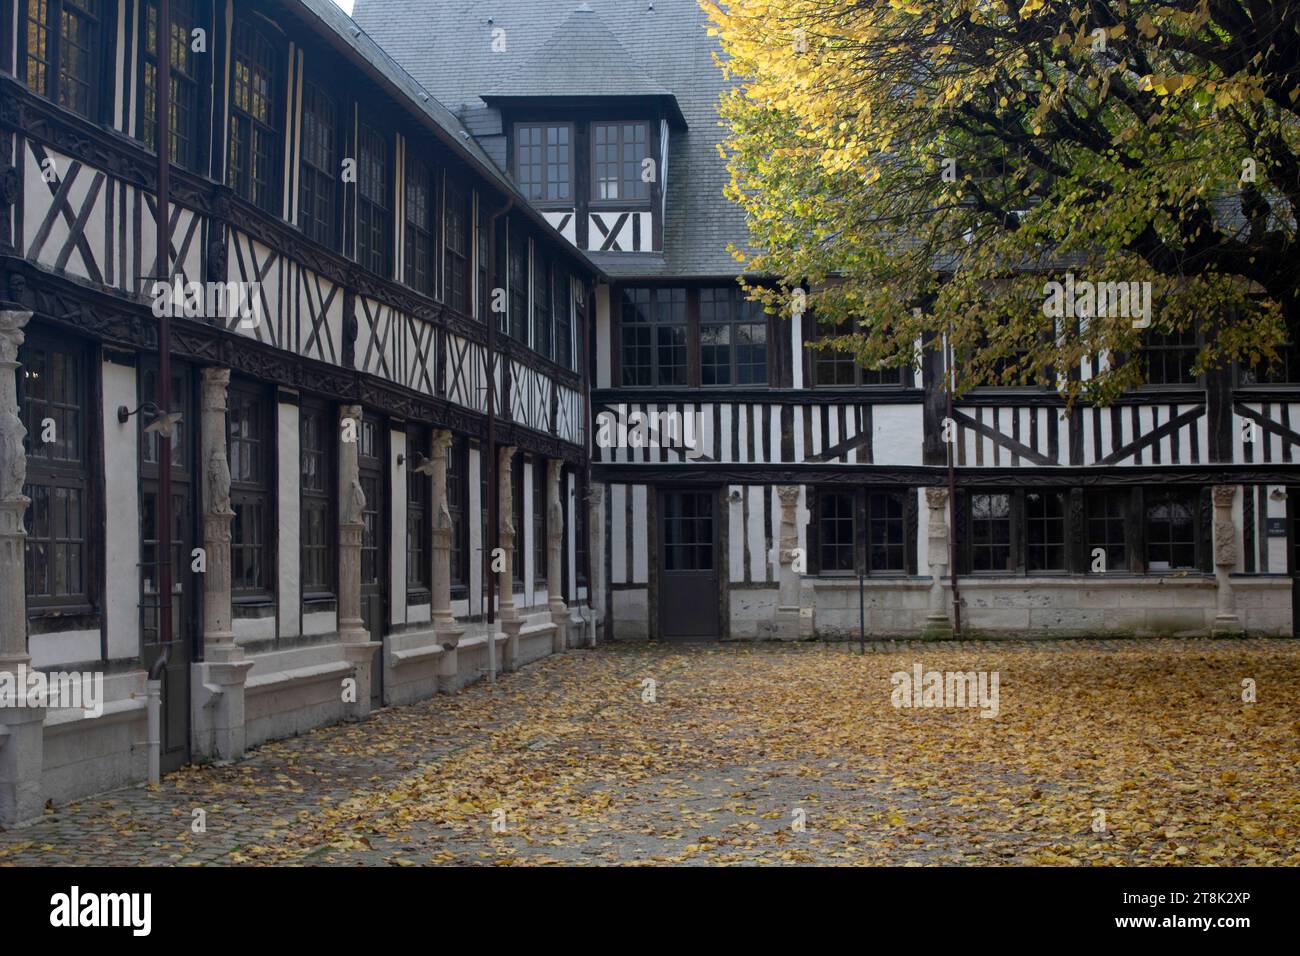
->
484;194;513;681
945;320;962;637
580;279;596;646
150;0;175;779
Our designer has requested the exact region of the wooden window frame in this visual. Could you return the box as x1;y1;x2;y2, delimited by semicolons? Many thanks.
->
297;77;341;249
514;122;574;208
805;318;912;389
448;434;468;597
227;13;282;214
444;182;471;317
355;122;392;278
22;0;109;121
616;286;687;388
227;379;274;603
532;251;552;362
700;286;771;388
299;399;336;602
807;486;916;577
138;0;204;171
19;331;95;615
406;425;432;601
403;151;436;297
531;457;546;592
591;120;651;206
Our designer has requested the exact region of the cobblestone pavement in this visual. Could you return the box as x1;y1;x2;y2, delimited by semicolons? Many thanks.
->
2;639;1298;866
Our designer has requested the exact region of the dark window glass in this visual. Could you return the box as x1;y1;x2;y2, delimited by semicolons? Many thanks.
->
141;0;200;170
228;383;271;596
448;436;467;590
228;17;280;212
575;473;588;588
445;186;470;315
662;491;714;572
532;460;547;589
516;124;572;203
298;81;338;248
533;254;552;361
1087;490;1128;572
19;335;90;608
404;154;435;296
701;288;768;386
867;491;906;573
969;493;1012;572
618;287;687;387
406;428;431;594
511;454;523;586
356;124;390;276
812;321;904;387
593;122;649;202
25;0;102;118
1146;489;1197;570
819;491;856;573
1025;490;1066;571
476;205;489;321
509;232;529;343
300;403;334;596
553;268;572;370
359;418;382;587
1140;327;1198;385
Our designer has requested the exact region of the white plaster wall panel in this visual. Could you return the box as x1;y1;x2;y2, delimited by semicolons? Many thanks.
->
234;616;276;642
720;405;733;462
469;444;483;607
1267;485;1288;571
542;209;576;244
747;485;767;583
389;429;407;626
827;404;839;458
769;404;781;465
22;144;107;284
102;359;141;661
610;484;627;584
353;297;437;396
791;313;804;389
728;485;744;584
737;405;748;462
871;405;923;467
793;404;804;464
302;609;337;636
445;334;490;413
29;629;101;669
277;401;301;639
915;486;929;572
595;284;611;388
294;265;345;366
408;603;431;625
631;484;648;584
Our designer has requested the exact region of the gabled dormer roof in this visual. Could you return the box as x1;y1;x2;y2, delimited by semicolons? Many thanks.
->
482;4;687;129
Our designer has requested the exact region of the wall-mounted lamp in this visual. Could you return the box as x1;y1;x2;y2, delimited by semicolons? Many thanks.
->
397;452;438;476
1270;488;1287;501
117;402;183;439
729;489;742;502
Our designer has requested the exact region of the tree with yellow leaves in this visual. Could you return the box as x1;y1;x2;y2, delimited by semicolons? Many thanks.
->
704;0;1299;401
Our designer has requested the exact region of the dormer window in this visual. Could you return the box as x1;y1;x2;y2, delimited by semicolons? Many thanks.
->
516;123;573;205
592;122;650;203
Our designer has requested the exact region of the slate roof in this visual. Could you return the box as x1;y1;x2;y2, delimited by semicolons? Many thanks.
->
291;0;604;278
351;0;751;279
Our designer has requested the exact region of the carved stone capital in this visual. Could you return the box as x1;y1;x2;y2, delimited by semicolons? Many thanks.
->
200;366;230;412
0;310;32;366
1212;485;1237;509
925;487;948;511
777;484;800;514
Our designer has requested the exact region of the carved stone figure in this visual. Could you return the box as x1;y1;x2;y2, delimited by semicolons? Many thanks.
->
1212;485;1238;567
343;478;367;527
0;411;26;501
205;448;233;516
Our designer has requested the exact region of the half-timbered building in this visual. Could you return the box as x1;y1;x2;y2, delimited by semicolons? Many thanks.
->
355;0;1299;643
0;0;601;824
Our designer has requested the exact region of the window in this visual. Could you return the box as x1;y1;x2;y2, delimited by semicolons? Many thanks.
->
515;123;572;204
867;491;906;573
476;205;490;322
619;287;686;386
298;81;338;248
1242;318;1300;385
228;382;272;597
19;334;91;610
406;428;431;597
662;491;714;571
228;16;280;212
554;267;573;370
700;288;769;386
592;122;650;202
1024;490;1066;572
445;185;470;315
404;154;436;296
1087;489;1129;573
511;453;524;587
448;436;467;591
509;232;529;343
811;322;905;387
1140;327;1198;385
574;473;588;589
356;124;390;276
24;0;103;119
141;0;201;170
1145;489;1197;570
533;254;552;361
532;460;547;589
818;491;856;573
969;493;1012;572
300;402;334;598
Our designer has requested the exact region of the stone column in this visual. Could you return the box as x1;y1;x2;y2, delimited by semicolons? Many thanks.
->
587;483;604;647
922;487;954;639
546;459;568;652
338;405;380;713
0;309;44;826
190;367;254;763
1211;485;1245;637
430;429;464;686
771;485;802;640
497;445;522;669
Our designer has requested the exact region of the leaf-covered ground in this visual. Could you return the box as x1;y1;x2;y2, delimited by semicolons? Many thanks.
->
2;640;1297;866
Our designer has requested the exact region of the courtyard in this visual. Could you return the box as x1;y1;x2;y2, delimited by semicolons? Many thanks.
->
1;639;1296;867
